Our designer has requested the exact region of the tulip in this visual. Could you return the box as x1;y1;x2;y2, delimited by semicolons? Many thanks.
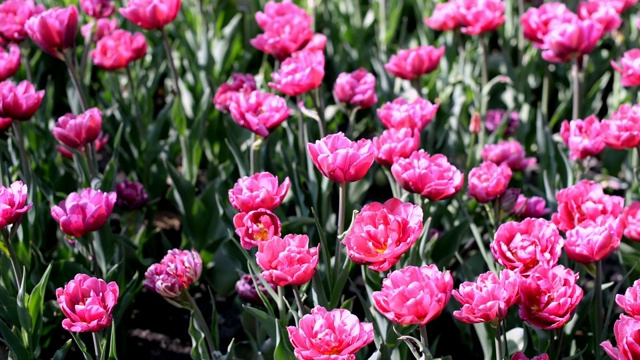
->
622;201;640;241
115;180;148;211
372;127;421;167
53;108;103;149
377;97;439;131
520;3;576;48
50;188;117;238
578;2;621;33
564;215;623;263
612;49;640;87
485;109;519;136
269;49;325;97
372;264;453;326
91;30;147;71
456;0;506;35
560;116;606;160
0;181;32;229
0;44;20;81
287;306;374;360
467;161;512;203
81;18;117;42
235;274;276;304
302;34;327;52
342;198;423;271
228;172;290;213
333;68;377;109
615;280;640;318
25;6;78;59
424;2;462;31
0;0;44;43
0;80;44;120
308;132;374;184
601;104;640;149
233;209;282;250
481;140;536;171
518;265;584;330
384;45;445;80
228;90;290;137
391;150;464;201
57;132;109;158
601;314;640;359
213;73;256;113
80;0;115;19
56;273;119;332
491;218;564;276
119;0;181;30
514;195;551;218
143;249;202;298
453;269;520;325
0;117;11;131
511;352;550;360
589;0;637;14
541;18;602;63
256;234;319;287
469;112;482;134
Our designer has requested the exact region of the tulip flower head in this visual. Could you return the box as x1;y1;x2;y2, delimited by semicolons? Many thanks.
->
521;3;577;48
578;2;621;34
307;132;374;184
384;45;445;80
511;352;550;360
233;209;282;250
622;201;640;241
25;5;79;59
589;0;637;14
485;109;520;136
81;18;117;42
615;279;640;318
372;127;421;167
481;140;536;171
514;195;551;218
115;180;148;211
541;18;603;63
213;73;257;113
377;97;439;131
552;180;624;232
80;0;115;19
0;181;32;229
256;234;319;287
0;44;20;81
453;269;520;325
235;274;277;304
56;273;119;332
601;314;640;359
50;188;117;238
612;49;640;87
0;0;45;43
334;68;377;109
91;30;148;71
143;249;202;298
269;49;325;97
119;0;181;30
229;90;291;137
53;108;103;150
228;172;290;213
467;161;512;203
0;80;45;120
424;2;462;31
601;103;640;150
560;116;606;160
564;214;623;263
456;0;506;35
391;150;465;201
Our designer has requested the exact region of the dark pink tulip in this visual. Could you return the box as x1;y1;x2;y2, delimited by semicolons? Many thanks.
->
481;140;536;171
81;18;117;42
372;127;420;167
453;269;520;325
589;0;637;14
518;265;583;330
602;104;640;149
469;112;482;134
56;274;119;332
391;150;464;201
616;279;640;318
622;201;640;241
578;2;621;33
384;45;445;80
115;180;148;211
0;80;44;120
50;188;117;238
119;0;181;30
377;97;439;131
612;49;640;87
57;132;109;158
514;194;551;218
0;117;11;131
302;33;327;52
424;2;462;31
233;209;282;250
53;108;102;149
601;314;640;359
307;132;374;183
552;180;624;232
91;30;147;71
511;352;550;360
256;234;319;287
235;274;276;304
80;0;115;19
0;0;44;43
560;116;605;160
25;6;78;59
467;161;512;203
228;90;290;137
269;49;325;97
342;198;423;272
143;249;202;298
564;214;622;263
228;172;290;213
457;0;505;35
213;73;256;113
334;68;377;109
0;181;32;229
0;44;20;81
485;109;519;136
541;18;602;63
521;3;576;48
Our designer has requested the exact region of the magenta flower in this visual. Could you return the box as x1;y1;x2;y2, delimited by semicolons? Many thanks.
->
616;279;640;318
377;97;439;131
467;161;512;203
602;104;640;149
79;0;115;18
485;109;520;136
564;214;623;263
58;132;108;159
0;181;32;229
481;140;536;171
120;0;181;30
334;68;377;109
622;201;640;241
456;0;506;35
612;49;640;87
256;234;319;287
578;2;621;33
115;180;148;211
453;269;520;325
391;150;464;201
541;18;602;63
50;188;117;238
56;274;119;332
228;172;290;213
25;6;78;59
520;3;576;48
53;108;103;149
213;73;256;113
590;0;637;13
424;2;462;32
228;90;290;137
307;132;374;184
0;0;44;43
372;127;421;167
235;274;276;304
81;18;117;42
269;49;325;97
91;30;148;71
0;80;44;120
601;314;640;359
143;249;202;298
233;209;282;250
511;352;550;360
0;44;20;81
560;115;606;160
384;45;445;80
514;195;551;218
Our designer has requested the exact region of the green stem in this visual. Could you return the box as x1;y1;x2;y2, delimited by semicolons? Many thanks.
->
185;291;217;357
419;325;430;356
20;44;33;83
87;232;101;277
412;78;423;98
311;89;326;139
1;228;23;287
11;122;31;186
63;51;89;111
249;133;256;175
296;95;306;157
495;323;504;360
292;285;305;319
480;34;489;116
466;132;476;171
595;260;603;359
86;141;99;180
126;66;144;137
92;332;102;360
572;57;580;120
161;27;182;100
335;182;347;279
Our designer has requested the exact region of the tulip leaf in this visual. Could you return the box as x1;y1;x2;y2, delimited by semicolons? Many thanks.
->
108;323;118;360
51;339;73;360
188;312;211;360
70;332;94;360
28;264;52;349
0;317;29;360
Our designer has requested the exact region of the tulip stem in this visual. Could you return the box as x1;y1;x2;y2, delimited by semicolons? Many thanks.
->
292;285;305;319
20;44;33;83
419;325;430;356
161;28;182;101
335;182;347;279
11;122;31;186
92;332;102;360
311;89;326;139
185;291;217;357
412;78;422;98
63;51;89;111
495;323;504;360
249;133;256;175
86;142;99;180
1;228;23;288
87;232;101;278
479;34;489;116
126;66;144;138
572;57;580;120
296;95;306;160
595;259;603;359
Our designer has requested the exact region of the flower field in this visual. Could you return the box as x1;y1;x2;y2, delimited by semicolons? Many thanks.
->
2;0;640;359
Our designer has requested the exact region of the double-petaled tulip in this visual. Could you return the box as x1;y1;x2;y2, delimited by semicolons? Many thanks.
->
0;181;32;229
552;180;624;232
143;249;202;298
491;218;564;276
541;18;602;63
514;195;551;218
53;108;103;150
91;30;147;71
372;265;453;326
0;44;20;81
0;0;44;43
612;49;640;87
518;265;583;330
616;279;640;318
334;68;377;109
288;306;374;360
481;140;536;171
564;214;623;263
0;80;44;120
81;18;117;42
235;274;276;304
256;234;319;287
391;150;464;201
560;116;606;160
120;0;181;30
485;109;520;136
269;49;325;97
453;269;520;325
228;90;290;137
80;0;115;19
511;352;550;360
342;198;423;271
456;0;505;35
56;274;119;332
424;2;462;31
578;2;621;33
57;132;108;158
601;314;640;359
521;3;576;48
233;209;282;250
384;45;445;80
307;132;374;184
213;73;256;113
377;97;439;131
590;0;637;14
25;5;78;59
468;161;512;203
0;117;11;131
372;127;421;167
229;172;290;213
601;104;640;149
115;180;148;211
622;201;640;241
50;188;117;238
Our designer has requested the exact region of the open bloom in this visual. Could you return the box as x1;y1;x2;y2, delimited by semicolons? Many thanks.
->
453;269;520;325
511;352;550;360
590;0;637;13
213;73;256;113
256;234;319;287
0;80;45;120
233;209;282;250
229;90;290;137
521;2;576;48
25;5;78;59
514;195;551;218
424;2;461;31
307;132;374;183
0;0;45;43
372;127;421;167
342;198;423;271
612;49;640;87
50;188;117;238
81;18;117;42
119;0;181;30
616;279;640;318
468;162;512;203
0;44;20;81
334;68;377;109
519;265;584;330
384;45;445;80
91;30;147;71
602;104;640;149
560;116;606;160
622;201;640;241
143;249;202;298
491;218;564;276
80;0;115;18
372;265;453;326
456;0;506;35
552;180;624;232
269;49;325;96
229;172;290;213
481;140;536;171
485;109;519;136
0;181;32;229
377;97;439;131
288;306;374;360
578;2;621;33
541;18;602;63
115;180;148;211
601;315;640;359
391;150;464;201
56;274;119;332
53;108;103;149
564;214;623;263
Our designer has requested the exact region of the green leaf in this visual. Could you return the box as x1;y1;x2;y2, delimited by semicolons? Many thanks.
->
107;325;118;360
70;332;94;360
51;339;73;360
188;311;211;360
28;264;52;350
0;317;30;360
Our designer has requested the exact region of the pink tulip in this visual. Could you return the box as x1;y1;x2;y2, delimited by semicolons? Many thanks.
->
287;306;374;360
564;214;622;263
80;0;115;18
377;97;439;131
372;265;453;326
518;265;584;330
334;68;377;109
115;180;148;211
342;198;423;271
50;188;117;238
0;0;44;43
307;132;374;183
514;195;551;218
269;49;325;97
469;112;482;134
0;80;44;120
453;269;520;325
56;274;119;332
602;104;640;149
0;181;32;229
81;18;117;42
233;209;282;250
601;314;640;359
485;109;519;136
481;140;536;171
622;201;640;241
384;45;445;80
511;352;550;360
491;218;563;276
143;249;202;298
467;161;512;203
235;274;276;304
541;18;602;63
552;179;624;232
391;150;464;201
0;117;11;131
53;108;103;149
612;49;640;87
25;6;78;59
57;132;108;158
256;234;319;287
228;172;290;213
578;2;621;33
213;73;256;113
456;0;506;35
424;2;462;32
589;0;637;14
616;279;640;318
119;0;181;30
372;127;421;167
560;116;606;160
91;30;147;71
521;3;576;48
302;33;327;52
228;90;290;137
0;44;20;81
